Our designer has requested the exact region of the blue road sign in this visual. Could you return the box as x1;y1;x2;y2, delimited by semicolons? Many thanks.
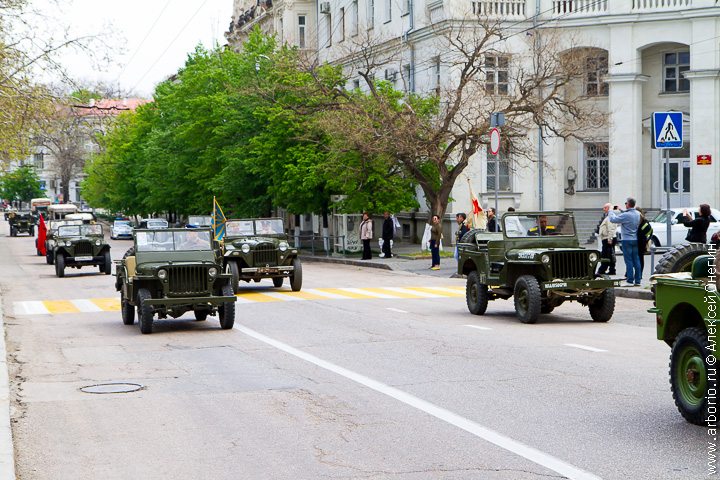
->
652;111;683;149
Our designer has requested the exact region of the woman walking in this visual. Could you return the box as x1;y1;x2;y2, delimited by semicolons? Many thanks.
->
429;214;442;270
360;212;373;260
679;204;712;244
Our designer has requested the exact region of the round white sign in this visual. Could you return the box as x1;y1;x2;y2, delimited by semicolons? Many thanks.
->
490;128;501;155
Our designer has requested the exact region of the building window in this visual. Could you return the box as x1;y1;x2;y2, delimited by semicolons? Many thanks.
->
353;79;360;90
484;55;509;95
368;0;374;29
339;7;345;41
584;142;609;191
486;156;511;191
585;52;608;96
33;153;44;169
402;0;410;15
385;0;391;22
325;13;332;47
402;64;411;92
351;0;358;36
434;56;441;94
664;51;690;93
297;15;305;48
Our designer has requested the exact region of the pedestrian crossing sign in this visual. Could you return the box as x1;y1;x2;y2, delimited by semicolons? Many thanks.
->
652;111;683;149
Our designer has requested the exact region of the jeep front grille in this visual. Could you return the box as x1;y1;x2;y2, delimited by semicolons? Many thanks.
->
75;241;93;256
253;243;277;266
167;265;210;296
550;252;591;279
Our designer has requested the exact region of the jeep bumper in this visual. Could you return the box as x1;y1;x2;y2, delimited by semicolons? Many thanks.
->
242;265;294;275
66;254;104;265
541;278;621;291
143;295;237;307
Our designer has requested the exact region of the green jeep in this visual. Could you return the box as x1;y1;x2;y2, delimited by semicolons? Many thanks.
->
8;211;35;237
52;223;112;277
223;218;301;293
458;212;620;324
114;228;236;334
649;253;718;425
42;219;83;261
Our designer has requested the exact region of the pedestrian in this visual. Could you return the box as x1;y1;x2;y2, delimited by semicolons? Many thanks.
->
360;212;373;260
596;203;617;276
381;211;394;258
679;204;712;244
608;197;642;287
454;213;470;260
429;214;442;270
486;208;497;232
637;208;653;276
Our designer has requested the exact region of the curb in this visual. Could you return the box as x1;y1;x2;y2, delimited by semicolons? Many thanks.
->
302;256;393;270
614;287;653;301
0;297;16;480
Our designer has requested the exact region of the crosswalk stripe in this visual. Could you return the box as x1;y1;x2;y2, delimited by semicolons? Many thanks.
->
12;285;464;315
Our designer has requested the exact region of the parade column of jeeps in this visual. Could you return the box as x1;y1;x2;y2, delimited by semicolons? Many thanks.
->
457;211;620;324
114;228;237;334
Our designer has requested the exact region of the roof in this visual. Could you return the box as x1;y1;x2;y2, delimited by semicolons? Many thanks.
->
72;98;150;117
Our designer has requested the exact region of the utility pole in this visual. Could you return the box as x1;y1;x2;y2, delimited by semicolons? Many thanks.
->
534;1;544;210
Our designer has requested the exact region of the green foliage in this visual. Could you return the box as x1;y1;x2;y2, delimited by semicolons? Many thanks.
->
0;165;43;202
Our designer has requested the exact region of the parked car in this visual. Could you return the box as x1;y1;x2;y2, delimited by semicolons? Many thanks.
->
114;228;236;334
458;212;620;324
111;220;133;240
648;207;720;247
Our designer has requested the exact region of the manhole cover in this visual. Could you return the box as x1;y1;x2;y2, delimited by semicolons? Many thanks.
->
80;383;144;394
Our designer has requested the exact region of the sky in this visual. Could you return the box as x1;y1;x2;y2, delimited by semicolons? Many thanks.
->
31;0;234;98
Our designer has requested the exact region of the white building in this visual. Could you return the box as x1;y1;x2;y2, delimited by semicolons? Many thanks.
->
226;0;318;50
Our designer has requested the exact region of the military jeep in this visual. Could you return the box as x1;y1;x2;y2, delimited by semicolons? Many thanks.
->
648;253;718;425
458;212;621;324
223;218;302;293
52;223;112;277
115;228;236;334
8;211;35;237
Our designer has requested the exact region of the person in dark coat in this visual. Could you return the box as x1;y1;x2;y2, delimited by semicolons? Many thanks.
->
679;204;712;244
486;208;497;232
381;211;394;258
637;209;653;276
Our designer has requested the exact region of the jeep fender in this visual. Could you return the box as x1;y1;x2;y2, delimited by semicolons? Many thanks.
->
662;302;705;346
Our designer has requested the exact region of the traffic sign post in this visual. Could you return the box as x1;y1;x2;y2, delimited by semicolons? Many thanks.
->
489;127;501;232
652;112;683;247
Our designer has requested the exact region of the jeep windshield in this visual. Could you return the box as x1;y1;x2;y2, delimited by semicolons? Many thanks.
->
57;224;103;237
503;214;575;237
135;230;212;252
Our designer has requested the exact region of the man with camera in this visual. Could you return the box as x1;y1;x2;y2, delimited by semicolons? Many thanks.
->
608;198;641;287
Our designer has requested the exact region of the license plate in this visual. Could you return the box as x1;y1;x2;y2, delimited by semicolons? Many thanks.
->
75;256;92;262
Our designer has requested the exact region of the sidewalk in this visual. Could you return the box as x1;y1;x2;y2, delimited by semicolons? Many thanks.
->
302;244;653;300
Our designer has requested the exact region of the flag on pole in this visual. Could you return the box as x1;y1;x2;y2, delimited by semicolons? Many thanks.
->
37;214;47;256
466;178;486;230
212;197;226;241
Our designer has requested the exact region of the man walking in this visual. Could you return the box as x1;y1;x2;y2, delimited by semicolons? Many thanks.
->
596;203;617;276
609;197;641;286
381;211;394;258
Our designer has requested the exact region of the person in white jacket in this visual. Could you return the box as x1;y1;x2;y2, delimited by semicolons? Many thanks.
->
597;203;618;275
360;212;373;260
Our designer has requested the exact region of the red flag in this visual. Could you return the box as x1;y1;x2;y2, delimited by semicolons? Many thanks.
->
471;197;481;215
37;215;47;256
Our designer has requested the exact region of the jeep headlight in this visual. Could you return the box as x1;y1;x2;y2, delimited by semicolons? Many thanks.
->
157;269;167;280
589;252;599;263
65;241;72;247
279;241;288;252
541;254;550;264
241;244;250;253
95;239;101;246
208;267;218;278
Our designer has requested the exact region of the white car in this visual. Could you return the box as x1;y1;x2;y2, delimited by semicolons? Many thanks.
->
648;207;720;247
110;220;133;240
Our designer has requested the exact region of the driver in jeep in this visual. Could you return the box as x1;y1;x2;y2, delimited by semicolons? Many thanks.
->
528;215;556;236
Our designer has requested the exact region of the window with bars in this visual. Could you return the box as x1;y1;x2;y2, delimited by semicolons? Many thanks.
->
298;15;306;48
585;53;608;96
33;153;44;169
339;8;345;42
368;0;374;28
486;157;511;191
584;142;609;191
485;55;509;95
663;51;690;93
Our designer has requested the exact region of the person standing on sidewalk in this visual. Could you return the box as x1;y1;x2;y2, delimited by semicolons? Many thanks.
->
360;212;373;260
486;208;497;232
637;209;653;276
679;203;712;244
596;203;617;276
454;213;470;260
380;211;394;258
609;197;641;286
429;214;442;270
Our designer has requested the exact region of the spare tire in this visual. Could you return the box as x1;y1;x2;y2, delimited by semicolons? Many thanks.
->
460;228;485;243
653;243;709;274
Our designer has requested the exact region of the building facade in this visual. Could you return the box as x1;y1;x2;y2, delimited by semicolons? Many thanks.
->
226;0;318;50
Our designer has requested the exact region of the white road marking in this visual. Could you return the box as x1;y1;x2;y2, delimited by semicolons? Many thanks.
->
15;301;49;316
564;343;607;353
70;299;103;313
303;289;354;300
255;291;302;301
339;287;399;299
382;287;444;298
422;286;466;295
464;325;493;331
386;307;408;314
235;324;602;480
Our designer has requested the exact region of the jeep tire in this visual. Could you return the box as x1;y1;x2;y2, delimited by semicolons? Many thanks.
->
654;243;709;274
466;271;488;315
272;277;283;288
102;251;112;275
219;284;235;329
589;288;615;322
228;261;240;294
121;290;135;325
46;249;54;265
290;258;302;292
55;253;65;278
670;327;710;425
514;275;541;324
10;226;16;237
138;288;153;334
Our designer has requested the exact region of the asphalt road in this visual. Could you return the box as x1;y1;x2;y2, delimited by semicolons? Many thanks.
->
0;221;709;480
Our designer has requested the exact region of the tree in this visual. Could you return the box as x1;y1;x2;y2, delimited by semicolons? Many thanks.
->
308;20;607;218
0;164;42;203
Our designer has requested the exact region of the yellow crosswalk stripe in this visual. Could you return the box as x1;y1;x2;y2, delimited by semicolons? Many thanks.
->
42;300;79;314
319;288;378;299
236;292;279;303
90;298;121;311
270;290;330;301
412;286;465;297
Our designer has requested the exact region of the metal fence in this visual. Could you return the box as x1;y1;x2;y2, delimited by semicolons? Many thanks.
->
293;234;348;257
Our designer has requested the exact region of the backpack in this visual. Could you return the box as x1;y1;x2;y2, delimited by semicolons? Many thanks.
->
637;219;653;251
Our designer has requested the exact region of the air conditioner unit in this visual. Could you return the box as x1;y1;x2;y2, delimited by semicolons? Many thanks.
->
320;2;330;14
384;69;398;81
